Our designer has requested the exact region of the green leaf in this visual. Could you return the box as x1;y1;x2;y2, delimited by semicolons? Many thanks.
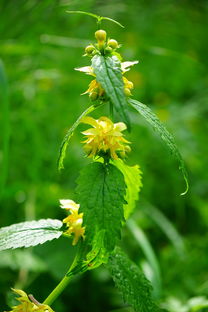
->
84;230;109;269
76;162;126;252
66;10;100;20
58;105;96;170
107;247;160;312
0;219;63;251
92;55;130;127
66;11;124;28
112;159;142;219
69;231;109;275
129;99;189;195
101;17;124;28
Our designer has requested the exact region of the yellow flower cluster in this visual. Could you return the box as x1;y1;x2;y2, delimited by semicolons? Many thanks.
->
75;60;138;101
60;199;85;245
5;289;53;312
81;116;131;159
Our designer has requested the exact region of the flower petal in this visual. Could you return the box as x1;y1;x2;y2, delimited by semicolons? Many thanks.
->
81;116;99;128
74;66;95;76
121;61;139;73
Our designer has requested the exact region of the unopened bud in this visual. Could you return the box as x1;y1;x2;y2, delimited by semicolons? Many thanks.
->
108;39;118;49
95;30;107;42
89;91;98;101
124;88;132;97
105;46;113;54
85;45;95;56
127;81;134;89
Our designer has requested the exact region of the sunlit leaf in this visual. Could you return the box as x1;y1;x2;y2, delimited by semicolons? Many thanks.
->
0;219;63;251
113;159;142;219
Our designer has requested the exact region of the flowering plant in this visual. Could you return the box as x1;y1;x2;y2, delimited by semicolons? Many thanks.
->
0;11;188;312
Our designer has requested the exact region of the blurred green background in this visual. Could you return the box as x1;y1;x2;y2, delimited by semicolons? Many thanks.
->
0;0;208;311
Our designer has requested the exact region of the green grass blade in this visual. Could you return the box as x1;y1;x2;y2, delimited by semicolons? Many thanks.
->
142;201;185;256
127;219;162;298
0;59;10;199
129;99;189;195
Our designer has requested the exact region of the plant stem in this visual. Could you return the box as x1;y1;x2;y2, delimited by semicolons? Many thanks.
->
43;244;84;306
43;274;73;305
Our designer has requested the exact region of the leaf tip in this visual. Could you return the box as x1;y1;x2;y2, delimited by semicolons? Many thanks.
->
180;177;189;196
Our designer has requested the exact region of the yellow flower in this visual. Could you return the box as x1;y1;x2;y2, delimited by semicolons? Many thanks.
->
5;289;54;312
59;199;80;212
75;60;138;100
60;199;85;245
81;116;131;159
66;218;86;246
83;79;105;100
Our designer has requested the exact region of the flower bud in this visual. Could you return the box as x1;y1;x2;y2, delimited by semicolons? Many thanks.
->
89;91;98;101
108;39;118;49
124;88;132;97
85;45;95;56
105;46;113;54
127;81;134;89
95;29;107;42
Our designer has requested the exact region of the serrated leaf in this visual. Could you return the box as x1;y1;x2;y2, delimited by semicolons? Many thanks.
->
113;159;142;219
92;55;130;127
69;231;109;275
76;162;126;251
107;247;160;312
129;99;189;195
58;105;96;170
0;219;63;251
84;230;109;269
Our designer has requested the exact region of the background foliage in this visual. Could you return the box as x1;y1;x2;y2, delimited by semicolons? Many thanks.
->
0;0;208;311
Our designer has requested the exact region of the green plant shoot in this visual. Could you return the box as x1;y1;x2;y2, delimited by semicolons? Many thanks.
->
0;11;189;312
